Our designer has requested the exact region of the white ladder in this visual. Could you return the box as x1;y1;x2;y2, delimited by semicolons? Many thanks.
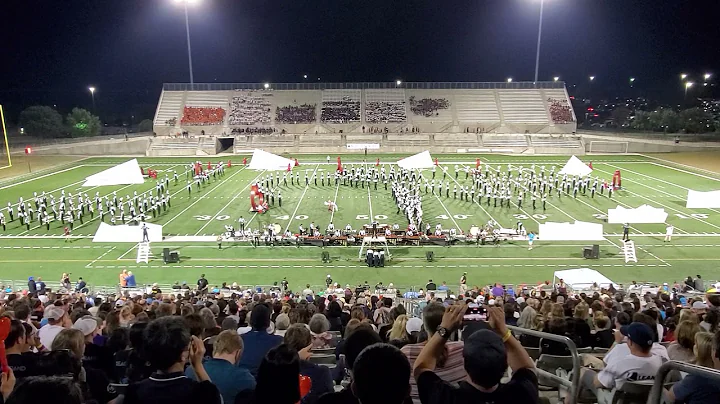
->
622;240;637;263
136;242;151;264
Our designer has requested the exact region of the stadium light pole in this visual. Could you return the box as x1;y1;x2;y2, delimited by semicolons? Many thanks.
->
88;87;96;112
507;78;513;83
174;0;197;87
553;76;559;82
396;80;402;86
533;0;545;84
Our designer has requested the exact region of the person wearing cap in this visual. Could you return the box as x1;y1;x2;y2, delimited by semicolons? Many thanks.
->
413;304;538;404
74;316;113;377
573;322;663;402
401;303;467;404
38;305;68;349
27;276;37;297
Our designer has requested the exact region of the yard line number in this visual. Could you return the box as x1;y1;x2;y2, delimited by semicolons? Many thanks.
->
194;215;231;221
512;214;547;220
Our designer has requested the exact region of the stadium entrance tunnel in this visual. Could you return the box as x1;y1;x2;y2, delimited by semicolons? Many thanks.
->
217;137;235;153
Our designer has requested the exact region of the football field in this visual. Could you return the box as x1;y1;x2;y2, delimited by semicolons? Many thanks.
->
2;152;720;293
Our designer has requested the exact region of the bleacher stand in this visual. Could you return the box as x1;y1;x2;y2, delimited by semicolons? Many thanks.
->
180;106;225;125
228;93;272;126
321;97;361;123
276;104;317;124
548;97;574;124
409;96;450;117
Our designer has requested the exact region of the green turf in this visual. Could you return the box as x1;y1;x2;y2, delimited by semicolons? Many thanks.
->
2;153;720;293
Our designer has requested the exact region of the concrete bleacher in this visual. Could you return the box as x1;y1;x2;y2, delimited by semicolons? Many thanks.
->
147;138;199;156
481;134;529;148
153;91;184;126
384;134;430;148
454;90;501;129
531;136;582;148
497;89;548;125
435;133;480;147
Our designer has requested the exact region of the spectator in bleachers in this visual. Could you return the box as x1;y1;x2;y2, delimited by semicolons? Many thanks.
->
667;320;700;362
401;303;465;404
666;330;720;403
276;104;317;124
353;343;412;404
409;96;450;117
74;316;114;379
229;94;271;126
325;300;344;333
38;305;68;350
592;314;614;349
567;302;592;348
4;376;84;404
284;324;334;404
547;98;574;124
321;97;360;123
310;313;335;349
238;303;283;376
238;344;302;404
181;107;225;126
414;305;538;403
365;101;407;123
185;330;255;404
387;314;411;347
124;317;221;403
574;322;663;403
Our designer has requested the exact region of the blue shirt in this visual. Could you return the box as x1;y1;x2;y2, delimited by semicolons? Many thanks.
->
238;330;283;376
672;374;720;404
126;275;136;287
528;233;535;241
186;358;255;404
437;285;449;291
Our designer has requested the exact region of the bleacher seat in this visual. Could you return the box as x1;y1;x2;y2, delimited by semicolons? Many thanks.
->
154;91;184;126
498;90;548;124
365;89;407;123
229;91;272;125
482;135;528;148
321;90;361;123
454;90;501;127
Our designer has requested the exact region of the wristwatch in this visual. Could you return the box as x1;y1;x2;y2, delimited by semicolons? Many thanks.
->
436;326;451;339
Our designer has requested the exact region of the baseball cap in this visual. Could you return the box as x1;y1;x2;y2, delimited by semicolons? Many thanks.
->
692;301;708;309
406;317;423;334
462;329;507;384
620;322;654;349
73;316;99;336
44;305;65;321
516;296;526;305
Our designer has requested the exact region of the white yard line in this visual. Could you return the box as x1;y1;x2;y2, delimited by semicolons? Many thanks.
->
86;246;117;268
116;244;139;261
193;170;266;235
165;166;249;227
0;164;87;191
635;245;671;267
417;170;462;230
284;164;321;233
592;166;720;232
329;178;341;224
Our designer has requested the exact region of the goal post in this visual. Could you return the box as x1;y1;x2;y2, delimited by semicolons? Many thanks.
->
0;105;12;171
588;141;629;154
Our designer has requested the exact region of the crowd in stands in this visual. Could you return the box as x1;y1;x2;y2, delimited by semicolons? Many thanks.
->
0;273;719;404
321;98;361;123
365;101;407;123
547;98;574;124
231;127;276;135
276;104;317;124
228;95;272;126
181;107;226;126
409;97;450;117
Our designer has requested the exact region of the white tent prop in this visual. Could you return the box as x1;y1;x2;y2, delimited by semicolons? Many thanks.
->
93;222;163;243
397;151;434;170
552;268;618;291
82;159;144;187
558;155;592;177
247;149;294;171
607;204;668;224
539;221;604;241
686;190;720;209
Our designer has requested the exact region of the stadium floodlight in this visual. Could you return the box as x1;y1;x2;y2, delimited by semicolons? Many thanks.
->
589;76;595;81
88;87;96;111
553;76;559;82
507;78;513;83
303;74;308;79
680;73;688;80
396;80;402;86
685;81;694;98
704;73;712;81
172;0;198;86
263;83;270;89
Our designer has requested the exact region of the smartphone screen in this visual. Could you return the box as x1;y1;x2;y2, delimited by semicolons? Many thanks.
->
463;303;487;321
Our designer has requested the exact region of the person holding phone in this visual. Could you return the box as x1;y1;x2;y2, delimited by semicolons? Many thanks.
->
413;304;538;404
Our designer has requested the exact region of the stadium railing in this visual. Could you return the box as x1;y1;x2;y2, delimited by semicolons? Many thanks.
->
164;81;567;91
507;325;582;404
648;361;720;404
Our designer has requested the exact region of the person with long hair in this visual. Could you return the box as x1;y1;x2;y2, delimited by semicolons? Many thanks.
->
667;320;700;362
692;331;714;368
387;314;409;343
237;344;302;404
667;330;720;403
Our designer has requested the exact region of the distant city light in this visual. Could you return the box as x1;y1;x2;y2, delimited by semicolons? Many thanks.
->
589;76;595;81
704;73;712;80
680;73;688;80
629;77;636;82
507;78;513;83
553;76;559;82
685;82;693;88
303;74;308;79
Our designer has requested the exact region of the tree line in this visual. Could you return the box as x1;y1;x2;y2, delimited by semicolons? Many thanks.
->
18;106;153;138
611;106;720;134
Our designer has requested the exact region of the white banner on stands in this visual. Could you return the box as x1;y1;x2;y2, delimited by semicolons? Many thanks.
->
346;143;380;150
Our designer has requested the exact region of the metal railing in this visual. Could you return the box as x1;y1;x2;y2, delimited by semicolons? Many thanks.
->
507;325;582;404
163;81;567;91
648;361;720;404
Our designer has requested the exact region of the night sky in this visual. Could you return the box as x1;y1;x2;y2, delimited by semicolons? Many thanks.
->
1;0;718;122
